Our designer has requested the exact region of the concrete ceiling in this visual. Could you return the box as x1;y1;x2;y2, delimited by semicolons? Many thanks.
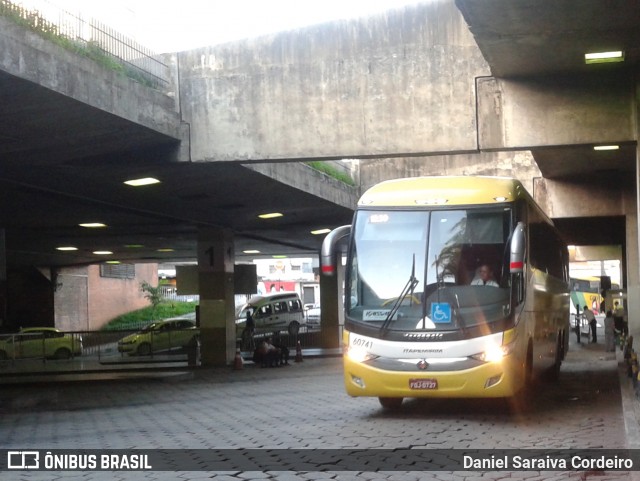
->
2;0;638;270
456;0;639;181
455;0;640;78
0;70;354;269
0;158;355;268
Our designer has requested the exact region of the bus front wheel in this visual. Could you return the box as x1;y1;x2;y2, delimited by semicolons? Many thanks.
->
378;397;403;410
509;343;533;412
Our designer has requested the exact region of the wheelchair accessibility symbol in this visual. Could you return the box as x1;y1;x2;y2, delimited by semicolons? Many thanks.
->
430;303;451;323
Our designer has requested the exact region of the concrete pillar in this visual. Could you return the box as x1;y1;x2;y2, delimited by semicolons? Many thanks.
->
631;148;640;339
319;258;344;349
197;227;235;366
0;229;6;326
630;78;640;340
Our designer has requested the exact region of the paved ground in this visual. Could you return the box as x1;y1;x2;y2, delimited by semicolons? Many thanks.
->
0;329;638;480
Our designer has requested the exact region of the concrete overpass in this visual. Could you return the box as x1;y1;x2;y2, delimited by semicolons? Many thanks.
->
0;0;638;364
0;10;356;267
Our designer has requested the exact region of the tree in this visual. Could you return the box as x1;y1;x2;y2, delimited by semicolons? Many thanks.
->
140;281;164;319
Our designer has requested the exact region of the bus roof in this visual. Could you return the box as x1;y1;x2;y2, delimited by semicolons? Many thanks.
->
359;176;531;207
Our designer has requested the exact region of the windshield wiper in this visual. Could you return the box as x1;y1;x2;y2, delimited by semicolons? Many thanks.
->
381;254;418;333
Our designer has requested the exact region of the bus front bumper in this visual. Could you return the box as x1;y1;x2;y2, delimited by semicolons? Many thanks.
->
344;355;523;399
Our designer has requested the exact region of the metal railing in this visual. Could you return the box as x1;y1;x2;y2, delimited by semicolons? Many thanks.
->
0;323;339;372
160;286;199;303
0;0;169;88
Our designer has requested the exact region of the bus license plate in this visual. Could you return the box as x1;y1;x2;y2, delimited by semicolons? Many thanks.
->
409;378;438;390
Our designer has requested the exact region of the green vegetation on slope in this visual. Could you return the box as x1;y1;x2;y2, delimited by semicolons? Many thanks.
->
101;301;197;331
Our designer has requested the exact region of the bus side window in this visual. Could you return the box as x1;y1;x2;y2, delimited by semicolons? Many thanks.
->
530;222;565;280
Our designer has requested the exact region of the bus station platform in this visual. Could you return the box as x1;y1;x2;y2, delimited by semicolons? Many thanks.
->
1;332;640;480
0;347;343;384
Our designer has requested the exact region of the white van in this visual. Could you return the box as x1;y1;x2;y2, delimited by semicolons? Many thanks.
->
236;292;305;343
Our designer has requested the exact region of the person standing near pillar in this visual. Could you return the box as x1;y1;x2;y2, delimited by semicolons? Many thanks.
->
614;300;628;337
604;310;615;352
583;305;597;343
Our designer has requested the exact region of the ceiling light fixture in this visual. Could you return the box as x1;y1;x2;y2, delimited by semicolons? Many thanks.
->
584;50;624;64
243;250;261;254
593;145;619;151
79;223;107;228
56;246;78;251
93;250;112;255
311;228;331;235
157;248;175;252
124;177;161;186
258;212;283;219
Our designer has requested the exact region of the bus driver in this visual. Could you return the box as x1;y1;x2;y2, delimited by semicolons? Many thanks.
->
470;263;499;287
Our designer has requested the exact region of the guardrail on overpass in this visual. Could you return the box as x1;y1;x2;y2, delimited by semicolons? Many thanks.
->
0;0;168;88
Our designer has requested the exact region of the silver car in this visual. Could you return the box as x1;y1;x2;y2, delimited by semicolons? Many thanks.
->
305;305;321;328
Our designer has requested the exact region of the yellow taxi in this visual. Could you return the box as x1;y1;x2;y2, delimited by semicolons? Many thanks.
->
117;318;199;356
0;327;82;360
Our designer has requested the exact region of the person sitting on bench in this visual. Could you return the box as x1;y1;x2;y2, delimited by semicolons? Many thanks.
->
253;337;281;367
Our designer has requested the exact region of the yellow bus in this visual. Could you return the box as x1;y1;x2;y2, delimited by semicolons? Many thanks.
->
321;176;570;409
570;277;603;314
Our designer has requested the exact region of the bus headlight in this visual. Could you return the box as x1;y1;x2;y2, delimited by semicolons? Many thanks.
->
346;346;378;363
471;341;515;363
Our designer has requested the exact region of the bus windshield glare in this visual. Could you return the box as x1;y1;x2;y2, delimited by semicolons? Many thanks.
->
346;207;513;332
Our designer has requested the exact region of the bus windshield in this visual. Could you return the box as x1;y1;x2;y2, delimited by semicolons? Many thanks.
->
346;207;512;332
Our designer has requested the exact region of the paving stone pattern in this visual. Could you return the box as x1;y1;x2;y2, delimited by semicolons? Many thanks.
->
0;336;635;481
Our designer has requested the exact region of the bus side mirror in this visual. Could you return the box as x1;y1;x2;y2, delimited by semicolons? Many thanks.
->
320;225;351;276
510;222;525;274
